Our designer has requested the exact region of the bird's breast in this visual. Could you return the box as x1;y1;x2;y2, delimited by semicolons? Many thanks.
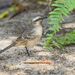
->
33;26;43;36
27;36;41;48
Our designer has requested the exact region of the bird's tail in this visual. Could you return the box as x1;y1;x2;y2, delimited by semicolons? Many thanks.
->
0;42;16;54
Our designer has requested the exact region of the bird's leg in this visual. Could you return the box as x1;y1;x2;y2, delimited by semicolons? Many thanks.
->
25;47;30;56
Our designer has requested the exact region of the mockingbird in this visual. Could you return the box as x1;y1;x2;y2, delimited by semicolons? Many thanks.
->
0;16;47;56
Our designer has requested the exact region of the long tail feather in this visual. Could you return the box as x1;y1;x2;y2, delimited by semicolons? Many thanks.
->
0;42;16;54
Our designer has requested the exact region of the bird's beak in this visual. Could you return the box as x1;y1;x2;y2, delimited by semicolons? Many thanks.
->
41;15;48;20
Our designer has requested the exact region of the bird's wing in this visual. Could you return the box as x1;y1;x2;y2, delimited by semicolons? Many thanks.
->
21;28;36;39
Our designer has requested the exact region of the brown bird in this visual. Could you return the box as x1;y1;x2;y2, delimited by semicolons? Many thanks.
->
0;16;47;56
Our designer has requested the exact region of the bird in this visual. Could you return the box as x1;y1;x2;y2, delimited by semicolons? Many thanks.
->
0;16;47;56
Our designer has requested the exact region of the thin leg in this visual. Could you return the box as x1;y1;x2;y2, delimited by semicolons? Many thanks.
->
25;47;30;56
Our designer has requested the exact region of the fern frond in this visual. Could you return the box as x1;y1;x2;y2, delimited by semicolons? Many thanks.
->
45;0;75;50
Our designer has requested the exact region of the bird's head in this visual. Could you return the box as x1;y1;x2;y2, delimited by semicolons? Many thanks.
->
32;16;47;26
